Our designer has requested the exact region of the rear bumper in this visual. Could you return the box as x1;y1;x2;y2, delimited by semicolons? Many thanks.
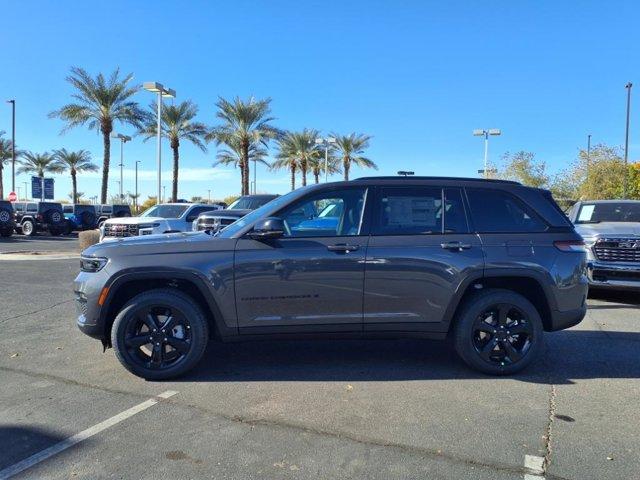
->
548;305;586;331
587;261;640;290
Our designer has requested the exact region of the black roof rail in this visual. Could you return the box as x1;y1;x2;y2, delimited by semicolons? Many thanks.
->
352;176;521;185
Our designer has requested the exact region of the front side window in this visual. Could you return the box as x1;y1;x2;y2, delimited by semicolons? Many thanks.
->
277;188;367;237
466;188;547;233
27;203;37;212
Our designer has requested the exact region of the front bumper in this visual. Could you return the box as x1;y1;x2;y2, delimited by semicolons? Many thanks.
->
587;261;640;290
74;269;110;340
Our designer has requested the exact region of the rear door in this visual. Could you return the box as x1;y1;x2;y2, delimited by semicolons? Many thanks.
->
363;185;484;332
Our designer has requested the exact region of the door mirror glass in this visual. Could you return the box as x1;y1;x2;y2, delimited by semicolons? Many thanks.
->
249;217;285;239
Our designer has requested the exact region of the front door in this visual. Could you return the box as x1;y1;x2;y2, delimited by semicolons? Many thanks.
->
234;186;370;332
363;186;484;331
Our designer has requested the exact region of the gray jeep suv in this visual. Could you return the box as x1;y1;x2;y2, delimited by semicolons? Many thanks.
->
74;177;588;379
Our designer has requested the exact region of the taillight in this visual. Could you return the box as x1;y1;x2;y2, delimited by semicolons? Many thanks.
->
554;240;586;252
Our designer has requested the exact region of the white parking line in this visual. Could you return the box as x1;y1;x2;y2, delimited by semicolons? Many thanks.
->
524;454;545;479
0;390;178;479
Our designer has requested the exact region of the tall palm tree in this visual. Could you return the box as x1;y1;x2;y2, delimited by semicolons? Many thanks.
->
53;148;98;204
0;131;17;199
331;133;377;181
141;100;208;202
207;96;280;195
49;67;148;203
18;152;64;195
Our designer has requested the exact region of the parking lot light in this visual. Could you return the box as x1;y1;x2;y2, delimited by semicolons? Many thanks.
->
315;137;337;182
111;133;131;200
144;82;176;205
473;129;501;178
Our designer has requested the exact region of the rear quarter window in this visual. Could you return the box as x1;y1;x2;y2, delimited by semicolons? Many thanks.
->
466;188;547;233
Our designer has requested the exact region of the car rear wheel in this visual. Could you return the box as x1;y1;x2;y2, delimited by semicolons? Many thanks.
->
111;289;209;380
453;289;543;375
21;219;35;236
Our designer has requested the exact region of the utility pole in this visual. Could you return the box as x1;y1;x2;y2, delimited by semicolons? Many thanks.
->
6;100;16;192
623;82;632;199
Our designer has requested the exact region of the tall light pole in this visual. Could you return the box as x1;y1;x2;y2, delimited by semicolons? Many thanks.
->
6;100;15;192
135;160;141;212
624;82;632;199
143;82;175;205
586;134;592;181
207;189;211;204
22;181;28;200
315;137;337;182
473;129;501;178
111;133;131;201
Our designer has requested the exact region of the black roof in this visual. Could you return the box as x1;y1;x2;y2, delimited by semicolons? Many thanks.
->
352;176;521;185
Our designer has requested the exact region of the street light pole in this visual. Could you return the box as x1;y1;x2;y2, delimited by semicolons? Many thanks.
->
162;185;166;203
587;134;592;181
624;82;632;199
135;160;141;212
111;133;131;202
143;82;176;205
473;129;501;178
315;137;336;182
6;100;16;192
208;189;211;204
23;181;28;200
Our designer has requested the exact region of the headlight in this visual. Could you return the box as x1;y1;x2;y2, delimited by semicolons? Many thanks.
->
80;256;108;272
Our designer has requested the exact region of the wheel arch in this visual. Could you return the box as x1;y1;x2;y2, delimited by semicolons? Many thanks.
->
444;269;557;333
100;269;234;347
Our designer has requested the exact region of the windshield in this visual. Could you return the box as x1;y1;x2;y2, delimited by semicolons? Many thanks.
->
576;202;640;223
140;205;189;219
217;191;300;237
228;196;276;210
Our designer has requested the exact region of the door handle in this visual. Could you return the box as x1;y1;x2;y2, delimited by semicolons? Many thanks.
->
441;241;472;251
327;244;360;253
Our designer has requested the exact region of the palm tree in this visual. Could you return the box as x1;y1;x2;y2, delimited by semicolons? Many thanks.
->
207;96;280;195
18;152;64;197
272;131;311;191
309;152;341;184
53;148;98;203
49;67;148;203
214;137;269;188
0;131;17;199
141;100;208;202
282;130;320;186
331;133;377;180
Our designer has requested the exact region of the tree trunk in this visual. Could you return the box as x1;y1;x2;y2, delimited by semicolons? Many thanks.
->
71;169;77;204
314;169;319;184
241;139;250;195
100;125;112;204
172;139;180;202
301;158;307;186
290;164;296;191
343;158;350;181
0;164;4;199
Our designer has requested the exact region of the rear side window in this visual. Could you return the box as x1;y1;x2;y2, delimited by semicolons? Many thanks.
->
101;206;112;214
466;188;547;233
27;203;37;212
374;186;443;235
63;205;73;213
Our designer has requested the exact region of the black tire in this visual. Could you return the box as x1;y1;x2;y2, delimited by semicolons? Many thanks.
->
21;219;35;236
111;289;209;380
453;288;544;375
80;211;96;229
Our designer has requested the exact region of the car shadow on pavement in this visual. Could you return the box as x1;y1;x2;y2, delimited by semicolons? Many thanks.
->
0;425;67;470
177;329;640;385
588;289;640;306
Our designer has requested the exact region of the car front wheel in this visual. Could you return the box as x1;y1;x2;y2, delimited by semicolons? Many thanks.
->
111;289;209;380
21;220;35;236
453;289;543;375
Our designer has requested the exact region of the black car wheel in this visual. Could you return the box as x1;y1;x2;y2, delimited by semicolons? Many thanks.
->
111;289;209;380
453;289;543;375
21;219;35;236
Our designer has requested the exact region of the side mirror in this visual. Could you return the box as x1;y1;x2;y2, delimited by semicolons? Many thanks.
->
249;217;285;239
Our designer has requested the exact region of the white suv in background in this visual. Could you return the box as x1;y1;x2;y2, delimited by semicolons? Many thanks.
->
100;203;222;242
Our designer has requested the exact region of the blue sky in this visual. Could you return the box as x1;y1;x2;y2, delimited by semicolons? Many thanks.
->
1;0;638;202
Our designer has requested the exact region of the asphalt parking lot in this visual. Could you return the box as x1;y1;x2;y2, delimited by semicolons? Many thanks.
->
0;238;639;479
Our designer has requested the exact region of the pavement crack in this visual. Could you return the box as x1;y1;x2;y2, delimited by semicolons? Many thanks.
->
542;383;557;473
0;299;74;324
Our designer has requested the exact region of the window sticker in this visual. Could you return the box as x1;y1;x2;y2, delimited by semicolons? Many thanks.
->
578;205;595;222
386;196;438;226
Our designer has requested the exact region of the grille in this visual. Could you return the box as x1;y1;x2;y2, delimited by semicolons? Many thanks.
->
593;237;640;263
104;223;139;237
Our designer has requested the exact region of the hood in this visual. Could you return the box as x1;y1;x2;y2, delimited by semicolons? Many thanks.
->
103;216;167;225
575;222;640;239
200;209;251;219
85;230;236;257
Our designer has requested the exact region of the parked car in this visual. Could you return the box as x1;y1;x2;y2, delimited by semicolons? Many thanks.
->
193;194;279;232
568;199;640;290
13;201;67;236
96;204;132;228
100;203;221;241
75;177;588;380
63;204;98;233
0;200;16;238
